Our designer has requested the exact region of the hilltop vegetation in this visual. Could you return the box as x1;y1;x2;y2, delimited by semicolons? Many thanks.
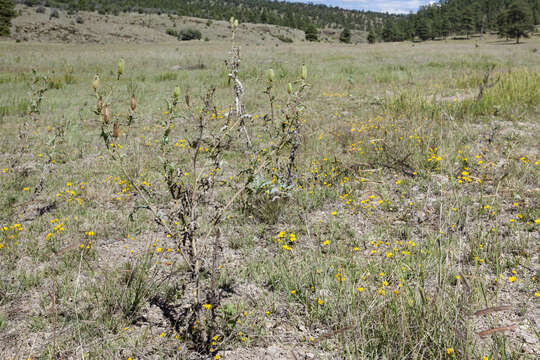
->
381;0;539;42
8;4;310;44
16;0;400;31
6;0;539;44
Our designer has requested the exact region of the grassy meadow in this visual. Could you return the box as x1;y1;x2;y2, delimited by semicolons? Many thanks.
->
0;34;539;359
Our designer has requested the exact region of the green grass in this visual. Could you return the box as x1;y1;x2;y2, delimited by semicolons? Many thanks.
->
0;35;539;359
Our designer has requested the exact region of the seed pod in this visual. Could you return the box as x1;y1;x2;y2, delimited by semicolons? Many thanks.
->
96;96;103;114
130;94;136;111
117;59;125;80
267;69;275;83
185;94;190;107
301;65;307;80
234;19;239;29
112;121;120;138
103;106;110;124
92;74;100;92
229;17;235;26
173;86;181;99
287;82;293;95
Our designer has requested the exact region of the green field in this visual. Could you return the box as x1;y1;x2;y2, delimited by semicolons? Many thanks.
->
0;32;539;359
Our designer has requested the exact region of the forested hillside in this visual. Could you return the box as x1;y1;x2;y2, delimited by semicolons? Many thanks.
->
15;0;401;31
380;0;540;42
12;0;540;43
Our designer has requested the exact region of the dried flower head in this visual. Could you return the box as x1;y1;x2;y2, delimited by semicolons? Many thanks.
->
113;121;120;138
130;94;136;111
97;96;103;114
103;106;110;124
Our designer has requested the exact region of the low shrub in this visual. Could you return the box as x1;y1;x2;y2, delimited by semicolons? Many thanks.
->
166;28;178;37
178;28;202;41
274;34;293;43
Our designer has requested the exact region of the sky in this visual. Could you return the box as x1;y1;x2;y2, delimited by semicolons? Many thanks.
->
282;0;434;14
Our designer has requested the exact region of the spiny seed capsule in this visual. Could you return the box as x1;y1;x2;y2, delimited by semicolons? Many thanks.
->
130;95;136;111
92;74;100;92
185;95;190;107
267;69;275;83
173;86;181;99
113;121;120;138
117;59;125;80
301;65;307;80
97;96;103;114
103;106;110;124
287;83;293;95
234;19;239;29
229;17;235;26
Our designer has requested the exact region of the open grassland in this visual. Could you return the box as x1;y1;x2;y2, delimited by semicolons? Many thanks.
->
0;36;539;359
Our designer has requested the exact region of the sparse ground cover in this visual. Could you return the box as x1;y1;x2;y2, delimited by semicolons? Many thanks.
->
0;30;539;359
9;5;307;45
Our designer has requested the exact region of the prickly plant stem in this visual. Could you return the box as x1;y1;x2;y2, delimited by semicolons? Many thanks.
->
228;46;253;152
265;84;275;128
105;146;195;271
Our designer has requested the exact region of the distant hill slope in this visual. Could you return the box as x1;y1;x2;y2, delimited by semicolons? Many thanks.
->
10;5;368;44
15;0;401;31
14;0;537;44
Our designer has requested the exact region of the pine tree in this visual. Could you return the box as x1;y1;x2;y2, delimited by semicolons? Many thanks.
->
461;7;475;38
304;23;318;41
367;30;376;44
506;0;535;43
339;27;351;43
416;17;431;41
0;0;15;36
382;22;395;42
496;10;510;39
441;16;451;38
